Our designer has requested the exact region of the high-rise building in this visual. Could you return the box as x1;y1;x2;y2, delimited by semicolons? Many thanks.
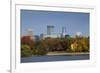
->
27;28;35;40
42;25;63;39
61;26;66;38
47;25;54;35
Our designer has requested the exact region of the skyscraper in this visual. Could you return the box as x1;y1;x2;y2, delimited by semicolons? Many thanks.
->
47;25;54;35
61;26;66;37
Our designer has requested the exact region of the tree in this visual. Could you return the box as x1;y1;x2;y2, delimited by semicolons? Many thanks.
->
21;36;35;49
32;40;48;55
70;36;89;52
21;44;33;57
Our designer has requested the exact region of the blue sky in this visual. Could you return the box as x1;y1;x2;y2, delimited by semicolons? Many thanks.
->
21;9;89;36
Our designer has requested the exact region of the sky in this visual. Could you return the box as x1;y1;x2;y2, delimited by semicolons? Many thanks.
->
21;9;89;36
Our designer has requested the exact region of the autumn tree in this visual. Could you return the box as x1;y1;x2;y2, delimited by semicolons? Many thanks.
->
21;36;35;49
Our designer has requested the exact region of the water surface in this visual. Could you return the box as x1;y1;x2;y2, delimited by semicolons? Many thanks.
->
21;54;89;63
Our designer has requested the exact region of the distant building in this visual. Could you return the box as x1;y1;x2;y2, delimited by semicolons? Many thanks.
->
76;32;82;37
41;25;67;39
61;27;66;38
47;25;54;35
34;35;40;41
27;28;35;40
42;33;61;39
26;25;68;40
65;34;70;38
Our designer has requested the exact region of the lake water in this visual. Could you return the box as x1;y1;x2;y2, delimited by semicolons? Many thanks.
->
21;54;89;63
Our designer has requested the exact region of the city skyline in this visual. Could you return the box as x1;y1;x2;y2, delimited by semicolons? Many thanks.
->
21;9;89;36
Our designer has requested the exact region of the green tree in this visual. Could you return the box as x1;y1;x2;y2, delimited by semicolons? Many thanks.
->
21;44;33;57
32;40;48;55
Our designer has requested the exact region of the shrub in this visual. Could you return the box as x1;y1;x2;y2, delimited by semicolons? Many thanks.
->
21;44;32;57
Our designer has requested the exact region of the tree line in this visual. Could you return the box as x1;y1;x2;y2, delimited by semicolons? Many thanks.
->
21;35;89;57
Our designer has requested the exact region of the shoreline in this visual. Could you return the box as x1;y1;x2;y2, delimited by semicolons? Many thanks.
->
47;52;89;56
21;52;89;58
